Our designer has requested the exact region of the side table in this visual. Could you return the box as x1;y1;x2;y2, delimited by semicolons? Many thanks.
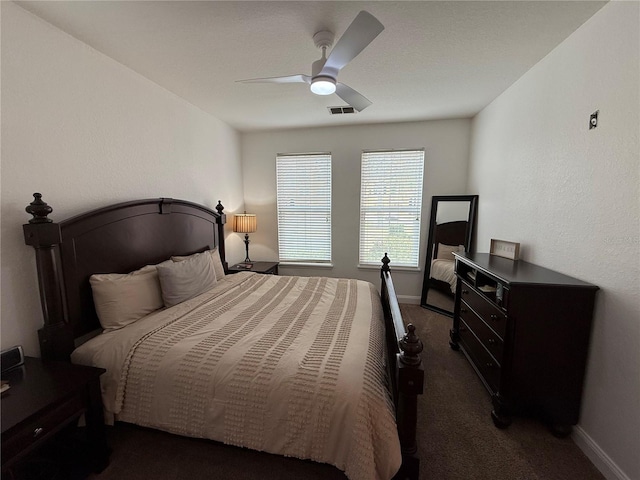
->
1;357;109;475
228;261;279;275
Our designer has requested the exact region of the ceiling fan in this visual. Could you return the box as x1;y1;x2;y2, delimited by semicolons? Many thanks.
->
238;11;384;112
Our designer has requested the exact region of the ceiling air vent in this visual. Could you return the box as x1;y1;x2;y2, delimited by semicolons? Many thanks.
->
328;106;356;115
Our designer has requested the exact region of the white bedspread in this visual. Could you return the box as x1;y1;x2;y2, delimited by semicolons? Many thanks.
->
430;258;457;293
72;272;401;480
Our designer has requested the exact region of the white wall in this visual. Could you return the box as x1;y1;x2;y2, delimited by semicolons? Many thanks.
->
241;119;471;300
3;2;635;478
0;3;244;356
468;3;639;480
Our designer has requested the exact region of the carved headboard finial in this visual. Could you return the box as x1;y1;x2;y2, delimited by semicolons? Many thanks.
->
215;200;225;214
26;193;53;224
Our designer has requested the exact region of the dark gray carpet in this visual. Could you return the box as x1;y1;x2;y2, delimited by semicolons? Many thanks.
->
87;304;604;480
402;304;604;480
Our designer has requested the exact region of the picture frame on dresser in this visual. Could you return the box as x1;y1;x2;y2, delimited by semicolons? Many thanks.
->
489;239;521;260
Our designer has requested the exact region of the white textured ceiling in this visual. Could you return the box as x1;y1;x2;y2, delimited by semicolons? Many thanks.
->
17;1;607;132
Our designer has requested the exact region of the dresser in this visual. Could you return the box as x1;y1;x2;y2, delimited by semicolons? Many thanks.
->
450;252;598;436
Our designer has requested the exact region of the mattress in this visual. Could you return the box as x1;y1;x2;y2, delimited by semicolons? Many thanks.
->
72;272;401;480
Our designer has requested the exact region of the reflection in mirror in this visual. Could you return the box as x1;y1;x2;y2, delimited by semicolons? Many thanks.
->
420;195;478;317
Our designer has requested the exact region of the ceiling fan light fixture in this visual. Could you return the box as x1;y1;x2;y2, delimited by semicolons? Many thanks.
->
239;11;383;109
310;77;336;95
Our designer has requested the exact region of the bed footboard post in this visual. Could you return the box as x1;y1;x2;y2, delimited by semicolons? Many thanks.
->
381;254;424;480
397;324;424;446
396;326;424;479
24;193;74;361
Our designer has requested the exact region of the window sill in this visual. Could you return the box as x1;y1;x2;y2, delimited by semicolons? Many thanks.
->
357;264;421;272
279;262;334;269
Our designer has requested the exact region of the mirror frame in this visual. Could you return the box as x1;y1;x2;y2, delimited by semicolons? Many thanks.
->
420;195;479;317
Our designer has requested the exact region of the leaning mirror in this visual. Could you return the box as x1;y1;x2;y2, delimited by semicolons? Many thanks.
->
420;195;478;317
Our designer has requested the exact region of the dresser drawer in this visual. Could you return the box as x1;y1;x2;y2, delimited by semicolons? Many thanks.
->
2;393;85;465
460;300;504;363
459;319;501;393
459;280;507;339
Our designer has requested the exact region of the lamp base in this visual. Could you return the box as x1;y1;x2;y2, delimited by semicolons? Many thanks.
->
244;234;252;263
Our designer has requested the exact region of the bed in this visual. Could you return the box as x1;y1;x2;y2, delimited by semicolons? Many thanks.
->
427;221;467;296
23;194;424;480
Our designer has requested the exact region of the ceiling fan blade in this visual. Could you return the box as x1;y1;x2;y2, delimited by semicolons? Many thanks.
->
237;74;311;84
335;83;372;112
320;11;384;78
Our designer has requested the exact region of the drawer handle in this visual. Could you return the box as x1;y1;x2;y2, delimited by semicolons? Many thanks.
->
33;427;44;438
488;338;495;344
462;290;469;295
486;362;494;368
460;308;467;314
490;314;498;321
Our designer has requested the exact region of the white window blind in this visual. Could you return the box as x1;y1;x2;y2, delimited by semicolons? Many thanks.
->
359;149;424;268
276;153;332;263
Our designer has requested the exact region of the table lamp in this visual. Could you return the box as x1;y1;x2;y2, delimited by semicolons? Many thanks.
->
233;212;257;263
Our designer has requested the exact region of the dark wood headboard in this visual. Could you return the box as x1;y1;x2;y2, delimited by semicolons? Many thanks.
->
23;194;227;360
433;220;468;256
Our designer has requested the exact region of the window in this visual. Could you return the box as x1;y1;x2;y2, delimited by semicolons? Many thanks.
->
276;153;332;264
359;149;424;268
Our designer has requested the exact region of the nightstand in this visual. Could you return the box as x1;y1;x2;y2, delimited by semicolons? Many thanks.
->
1;357;109;475
228;261;279;275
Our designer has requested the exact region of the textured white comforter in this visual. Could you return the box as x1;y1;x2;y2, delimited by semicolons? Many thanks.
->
430;258;457;293
72;272;401;480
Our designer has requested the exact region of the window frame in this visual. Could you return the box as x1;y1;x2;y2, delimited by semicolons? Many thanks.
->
275;152;332;265
358;148;425;269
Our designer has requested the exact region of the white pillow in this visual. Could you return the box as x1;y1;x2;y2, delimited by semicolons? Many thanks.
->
158;252;217;307
90;264;165;332
172;248;225;279
436;243;464;260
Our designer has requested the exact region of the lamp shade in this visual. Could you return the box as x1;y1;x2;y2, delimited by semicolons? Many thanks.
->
233;212;257;233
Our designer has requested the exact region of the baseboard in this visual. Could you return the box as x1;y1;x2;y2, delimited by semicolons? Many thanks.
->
397;295;420;305
572;425;631;480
